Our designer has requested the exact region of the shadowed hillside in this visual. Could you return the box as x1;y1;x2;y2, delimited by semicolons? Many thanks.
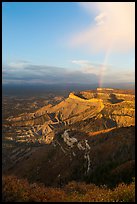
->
2;88;135;202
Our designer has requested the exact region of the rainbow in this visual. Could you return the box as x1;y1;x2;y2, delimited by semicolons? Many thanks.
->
99;49;110;88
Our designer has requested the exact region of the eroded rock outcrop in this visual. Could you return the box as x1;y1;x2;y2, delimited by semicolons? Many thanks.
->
6;88;135;144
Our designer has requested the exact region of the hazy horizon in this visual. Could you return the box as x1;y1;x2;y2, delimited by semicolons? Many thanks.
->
2;82;135;98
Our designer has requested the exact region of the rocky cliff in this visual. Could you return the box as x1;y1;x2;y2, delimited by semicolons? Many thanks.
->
6;88;135;144
3;88;135;188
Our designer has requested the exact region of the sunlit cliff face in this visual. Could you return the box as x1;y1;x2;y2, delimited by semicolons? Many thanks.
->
6;88;135;145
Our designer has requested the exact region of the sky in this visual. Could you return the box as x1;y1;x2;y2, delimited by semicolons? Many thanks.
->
2;2;135;86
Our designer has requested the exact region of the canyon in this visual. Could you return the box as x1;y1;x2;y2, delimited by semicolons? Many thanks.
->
3;88;135;187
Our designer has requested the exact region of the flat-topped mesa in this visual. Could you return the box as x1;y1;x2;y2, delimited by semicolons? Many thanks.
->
97;88;114;91
69;92;102;103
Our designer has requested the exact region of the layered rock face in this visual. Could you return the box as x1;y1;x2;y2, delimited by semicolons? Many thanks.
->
4;88;135;187
6;88;135;144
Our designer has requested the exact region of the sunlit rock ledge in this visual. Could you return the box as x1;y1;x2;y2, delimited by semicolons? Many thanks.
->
97;88;114;91
68;92;103;103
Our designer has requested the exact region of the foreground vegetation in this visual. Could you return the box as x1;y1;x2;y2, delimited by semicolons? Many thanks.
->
2;175;135;202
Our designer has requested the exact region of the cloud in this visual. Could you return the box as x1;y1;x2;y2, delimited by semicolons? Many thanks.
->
103;71;135;83
72;60;111;75
95;12;106;26
72;59;135;83
71;2;135;53
6;60;30;69
2;61;99;85
2;60;134;85
72;60;89;65
72;60;94;71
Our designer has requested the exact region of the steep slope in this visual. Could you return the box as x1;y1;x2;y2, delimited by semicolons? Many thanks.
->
5;126;135;187
5;88;135;145
3;88;135;187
